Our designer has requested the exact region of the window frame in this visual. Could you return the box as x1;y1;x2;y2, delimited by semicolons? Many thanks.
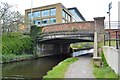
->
33;11;41;18
50;8;56;16
42;9;50;17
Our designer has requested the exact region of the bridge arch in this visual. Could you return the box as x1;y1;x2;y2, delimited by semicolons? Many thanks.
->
35;17;105;57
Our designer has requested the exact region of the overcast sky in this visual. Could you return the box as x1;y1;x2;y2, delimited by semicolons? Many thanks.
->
1;0;119;21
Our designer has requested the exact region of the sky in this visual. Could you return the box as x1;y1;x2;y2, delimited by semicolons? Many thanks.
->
0;0;119;21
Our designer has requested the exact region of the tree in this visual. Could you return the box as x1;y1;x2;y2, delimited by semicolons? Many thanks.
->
0;2;24;33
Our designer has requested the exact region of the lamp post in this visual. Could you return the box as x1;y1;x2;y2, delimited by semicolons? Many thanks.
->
107;2;112;29
31;0;33;24
107;2;112;47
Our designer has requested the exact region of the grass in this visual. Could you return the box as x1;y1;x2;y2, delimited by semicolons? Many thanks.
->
93;52;118;79
93;66;118;79
43;58;78;79
70;42;93;49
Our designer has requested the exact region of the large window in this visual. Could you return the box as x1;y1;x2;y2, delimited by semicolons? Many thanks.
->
42;10;49;17
42;19;49;26
68;15;71;22
27;13;32;19
72;18;76;22
50;18;56;24
62;10;66;18
33;11;40;18
34;20;41;26
62;19;66;23
62;10;71;22
50;8;56;16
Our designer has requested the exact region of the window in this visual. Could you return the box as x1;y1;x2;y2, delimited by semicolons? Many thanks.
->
42;19;49;26
72;18;76;22
34;20;41;26
68;15;71;22
33;11;40;18
50;8;56;16
62;10;66;18
50;18;56;24
62;10;70;21
62;19;66;23
65;13;67;20
42;10;49;17
27;13;32;19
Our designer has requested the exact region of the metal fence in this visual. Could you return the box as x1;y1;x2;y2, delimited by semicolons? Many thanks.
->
104;30;120;49
104;21;120;29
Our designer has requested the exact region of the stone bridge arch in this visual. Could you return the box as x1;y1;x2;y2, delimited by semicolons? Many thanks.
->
36;17;105;57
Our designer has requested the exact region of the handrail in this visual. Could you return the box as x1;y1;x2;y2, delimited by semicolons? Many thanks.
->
104;30;120;49
105;21;120;29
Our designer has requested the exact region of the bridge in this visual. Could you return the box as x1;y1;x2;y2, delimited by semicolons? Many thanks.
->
34;17;105;57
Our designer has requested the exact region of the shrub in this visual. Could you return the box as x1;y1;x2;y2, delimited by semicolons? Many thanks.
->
2;33;33;55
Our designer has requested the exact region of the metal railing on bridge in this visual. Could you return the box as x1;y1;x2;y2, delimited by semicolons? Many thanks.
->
104;21;120;29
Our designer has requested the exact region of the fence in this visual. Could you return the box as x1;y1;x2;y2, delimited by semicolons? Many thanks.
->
104;21;120;29
104;30;120;49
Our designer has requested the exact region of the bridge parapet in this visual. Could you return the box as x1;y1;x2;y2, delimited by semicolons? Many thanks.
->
42;21;94;33
40;30;93;39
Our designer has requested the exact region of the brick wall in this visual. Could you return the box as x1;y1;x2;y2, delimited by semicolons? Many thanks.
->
105;29;120;39
42;21;94;33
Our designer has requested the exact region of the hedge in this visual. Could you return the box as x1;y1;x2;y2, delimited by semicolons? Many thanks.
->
2;33;33;55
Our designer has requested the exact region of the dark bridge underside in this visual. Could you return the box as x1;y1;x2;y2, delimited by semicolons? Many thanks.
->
37;38;94;44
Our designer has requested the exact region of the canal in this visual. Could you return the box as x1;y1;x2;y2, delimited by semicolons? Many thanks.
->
2;55;68;79
2;48;93;80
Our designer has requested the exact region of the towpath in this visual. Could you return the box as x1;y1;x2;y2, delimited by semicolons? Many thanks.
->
65;54;95;78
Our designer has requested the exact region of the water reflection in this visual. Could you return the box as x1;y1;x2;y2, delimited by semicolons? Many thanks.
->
2;55;67;79
73;49;93;57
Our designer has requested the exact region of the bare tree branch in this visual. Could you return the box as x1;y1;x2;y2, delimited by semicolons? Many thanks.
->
0;2;24;33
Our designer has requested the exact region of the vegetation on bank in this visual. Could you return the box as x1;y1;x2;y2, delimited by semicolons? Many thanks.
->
93;66;118;78
93;52;118;78
104;40;117;47
2;33;35;63
70;42;93;49
43;58;78;79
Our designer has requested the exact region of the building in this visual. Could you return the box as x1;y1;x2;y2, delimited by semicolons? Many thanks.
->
25;3;85;27
68;7;85;22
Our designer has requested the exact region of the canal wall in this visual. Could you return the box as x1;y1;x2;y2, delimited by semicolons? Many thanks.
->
36;43;71;57
103;46;120;75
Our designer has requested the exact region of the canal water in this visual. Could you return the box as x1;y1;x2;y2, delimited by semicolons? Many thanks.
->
2;55;68;79
2;49;93;79
72;49;94;57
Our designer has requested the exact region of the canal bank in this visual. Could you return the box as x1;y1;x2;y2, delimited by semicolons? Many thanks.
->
43;57;78;79
2;33;35;64
1;54;37;64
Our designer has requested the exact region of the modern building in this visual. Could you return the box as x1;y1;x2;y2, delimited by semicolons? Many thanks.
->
68;7;85;22
25;3;85;27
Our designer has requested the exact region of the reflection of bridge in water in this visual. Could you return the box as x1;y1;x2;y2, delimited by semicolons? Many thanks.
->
35;17;105;58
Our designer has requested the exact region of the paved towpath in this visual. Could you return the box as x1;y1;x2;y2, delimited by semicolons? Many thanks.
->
65;54;95;78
